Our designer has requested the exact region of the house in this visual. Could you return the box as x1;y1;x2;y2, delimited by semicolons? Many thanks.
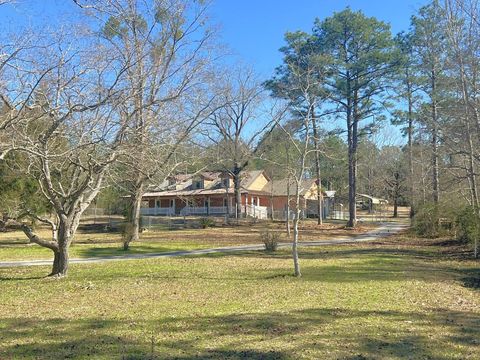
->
140;170;335;220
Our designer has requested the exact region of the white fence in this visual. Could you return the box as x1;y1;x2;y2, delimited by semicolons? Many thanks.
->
245;204;268;220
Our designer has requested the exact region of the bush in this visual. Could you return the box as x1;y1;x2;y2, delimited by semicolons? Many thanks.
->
413;204;441;237
260;229;280;252
456;206;480;245
413;203;458;238
199;217;215;229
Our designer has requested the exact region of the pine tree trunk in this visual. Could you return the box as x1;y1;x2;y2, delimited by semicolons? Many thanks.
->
407;78;415;218
346;78;357;228
347;151;357;228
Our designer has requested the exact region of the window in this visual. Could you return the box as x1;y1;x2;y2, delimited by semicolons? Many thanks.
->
156;200;160;208
194;180;202;189
223;198;228;207
222;178;230;188
170;199;174;208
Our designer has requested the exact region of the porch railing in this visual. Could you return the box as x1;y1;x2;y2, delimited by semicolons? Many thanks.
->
140;207;175;216
180;206;235;216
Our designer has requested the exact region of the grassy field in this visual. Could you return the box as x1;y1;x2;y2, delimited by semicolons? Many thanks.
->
0;219;375;261
0;230;478;359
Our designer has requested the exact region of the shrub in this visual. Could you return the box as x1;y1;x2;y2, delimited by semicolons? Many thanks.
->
456;206;480;247
413;203;458;238
260;229;280;252
199;217;215;229
413;204;441;237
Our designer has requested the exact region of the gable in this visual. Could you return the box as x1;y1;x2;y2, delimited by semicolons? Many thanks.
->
246;172;269;191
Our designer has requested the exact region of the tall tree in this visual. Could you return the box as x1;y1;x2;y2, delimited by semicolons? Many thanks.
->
392;32;421;217
411;1;449;205
313;9;399;227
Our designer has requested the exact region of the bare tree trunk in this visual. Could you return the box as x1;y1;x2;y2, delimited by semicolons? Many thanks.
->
286;188;291;237
49;215;78;277
431;69;440;205
123;180;144;250
51;245;69;277
234;170;242;220
286;148;291;237
393;194;399;218
270;180;275;221
311;106;323;225
225;185;230;223
292;183;301;277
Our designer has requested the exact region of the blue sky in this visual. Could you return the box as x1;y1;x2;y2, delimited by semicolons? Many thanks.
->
1;0;429;145
210;0;429;77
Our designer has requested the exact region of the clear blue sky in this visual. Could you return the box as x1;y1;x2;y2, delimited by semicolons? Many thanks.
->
210;0;428;77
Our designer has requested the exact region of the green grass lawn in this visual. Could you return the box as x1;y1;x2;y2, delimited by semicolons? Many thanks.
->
0;234;479;359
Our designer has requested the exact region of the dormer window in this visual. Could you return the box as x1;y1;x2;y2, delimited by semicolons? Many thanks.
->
194;180;203;189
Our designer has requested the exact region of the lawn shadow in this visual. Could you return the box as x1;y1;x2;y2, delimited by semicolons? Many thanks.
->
0;307;478;359
75;245;192;259
0;274;46;281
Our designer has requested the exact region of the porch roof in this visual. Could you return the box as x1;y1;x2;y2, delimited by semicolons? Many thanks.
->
143;188;239;198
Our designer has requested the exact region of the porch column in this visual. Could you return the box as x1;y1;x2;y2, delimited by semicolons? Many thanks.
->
207;197;210;216
172;198;176;216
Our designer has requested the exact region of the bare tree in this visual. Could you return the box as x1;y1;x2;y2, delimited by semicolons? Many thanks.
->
77;0;219;249
0;26;129;277
0;21;39;161
207;67;286;220
444;0;480;211
273;58;321;277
